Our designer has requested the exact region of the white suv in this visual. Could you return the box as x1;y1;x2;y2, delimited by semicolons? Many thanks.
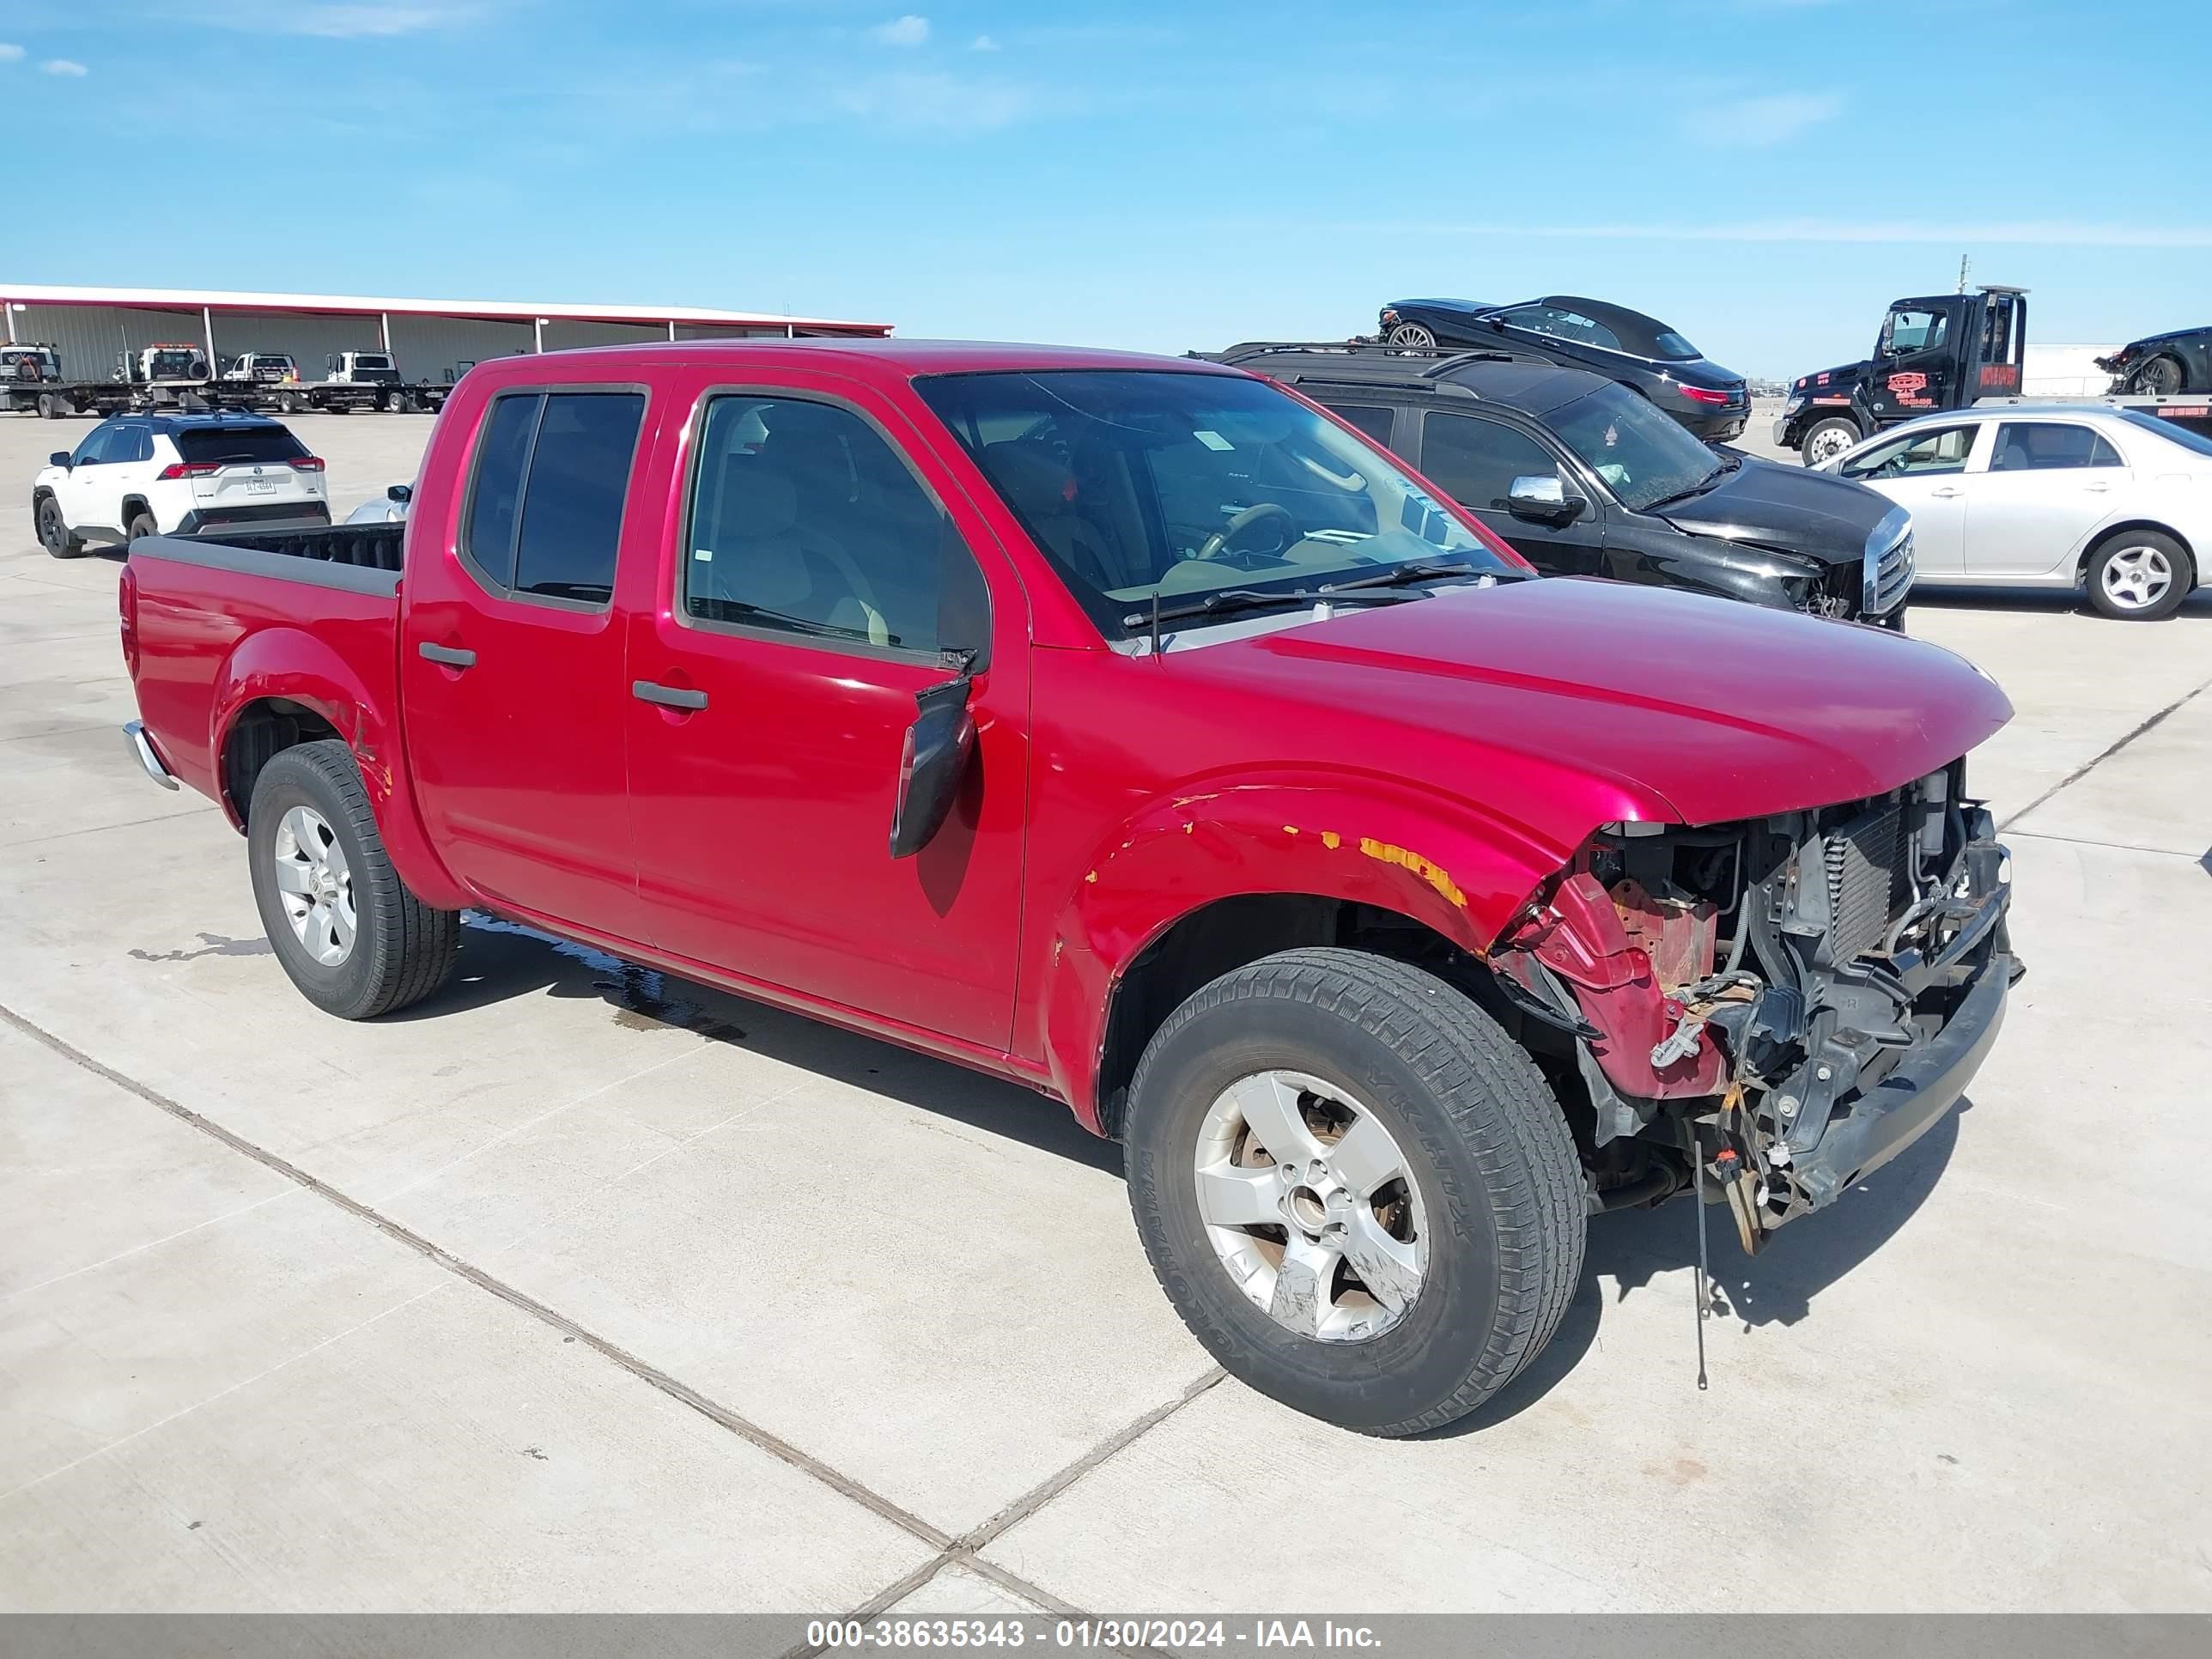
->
32;412;330;556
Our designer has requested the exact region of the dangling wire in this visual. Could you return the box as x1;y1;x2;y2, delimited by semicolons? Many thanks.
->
1692;1131;1711;1392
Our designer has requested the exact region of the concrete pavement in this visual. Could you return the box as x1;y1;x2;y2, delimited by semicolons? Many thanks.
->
2;412;2208;1613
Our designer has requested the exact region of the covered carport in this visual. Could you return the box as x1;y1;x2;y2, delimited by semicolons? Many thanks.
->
0;284;892;386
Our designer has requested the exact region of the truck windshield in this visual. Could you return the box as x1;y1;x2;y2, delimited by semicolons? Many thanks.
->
355;356;393;369
916;369;1516;637
1547;381;1723;513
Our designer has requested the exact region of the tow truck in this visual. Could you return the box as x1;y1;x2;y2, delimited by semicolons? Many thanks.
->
1775;287;2212;465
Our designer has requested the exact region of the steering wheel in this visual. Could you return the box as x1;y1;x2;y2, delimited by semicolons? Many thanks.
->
1195;502;1298;563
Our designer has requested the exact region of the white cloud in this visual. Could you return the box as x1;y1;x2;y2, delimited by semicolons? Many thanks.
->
1729;91;1844;146
0;43;26;63
42;58;88;76
867;15;930;48
970;34;998;52
836;70;1029;132
179;3;484;37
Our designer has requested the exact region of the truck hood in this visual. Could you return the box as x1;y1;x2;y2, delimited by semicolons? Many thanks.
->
1210;577;2011;826
1657;455;1893;566
1796;359;1872;395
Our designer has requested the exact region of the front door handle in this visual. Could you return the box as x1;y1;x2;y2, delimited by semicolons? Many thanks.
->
2083;481;2112;492
633;679;708;711
417;641;476;667
1930;487;1963;498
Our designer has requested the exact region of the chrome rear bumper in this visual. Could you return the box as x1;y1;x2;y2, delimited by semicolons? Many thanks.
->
125;720;179;790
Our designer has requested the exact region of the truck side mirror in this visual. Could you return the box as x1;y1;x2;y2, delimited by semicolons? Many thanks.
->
888;664;977;860
1506;474;1587;522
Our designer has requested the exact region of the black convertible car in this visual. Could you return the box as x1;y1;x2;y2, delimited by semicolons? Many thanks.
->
1376;295;1749;441
2098;326;2212;395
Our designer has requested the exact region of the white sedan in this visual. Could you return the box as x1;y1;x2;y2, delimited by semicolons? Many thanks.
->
1821;404;2210;619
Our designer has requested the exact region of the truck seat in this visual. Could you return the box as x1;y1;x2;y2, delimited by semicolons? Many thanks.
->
695;458;889;646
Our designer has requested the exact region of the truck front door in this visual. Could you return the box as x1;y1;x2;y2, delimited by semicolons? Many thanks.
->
398;386;653;938
623;374;1029;1050
1864;305;1959;426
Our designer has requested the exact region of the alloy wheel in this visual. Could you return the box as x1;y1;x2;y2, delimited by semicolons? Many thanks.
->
2100;544;2174;612
1386;323;1437;349
1192;1069;1427;1343
271;805;356;966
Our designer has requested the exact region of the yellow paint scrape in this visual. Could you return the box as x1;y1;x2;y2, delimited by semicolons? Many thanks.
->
1358;838;1466;908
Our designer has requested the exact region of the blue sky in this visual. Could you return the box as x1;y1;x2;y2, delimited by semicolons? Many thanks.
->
3;0;2208;375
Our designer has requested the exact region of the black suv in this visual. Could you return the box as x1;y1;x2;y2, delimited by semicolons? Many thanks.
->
1210;344;1913;626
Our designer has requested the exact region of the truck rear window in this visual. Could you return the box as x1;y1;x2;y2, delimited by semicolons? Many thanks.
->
176;426;308;465
461;390;646;604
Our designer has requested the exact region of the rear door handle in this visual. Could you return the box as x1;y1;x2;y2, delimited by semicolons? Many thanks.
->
417;641;476;667
1930;487;1963;498
2084;481;2112;492
632;680;708;711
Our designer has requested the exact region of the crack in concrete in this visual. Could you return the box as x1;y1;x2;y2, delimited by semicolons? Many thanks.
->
0;1000;1223;1635
2000;674;2212;832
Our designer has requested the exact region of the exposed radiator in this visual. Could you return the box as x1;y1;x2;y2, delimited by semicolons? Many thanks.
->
1825;800;1909;962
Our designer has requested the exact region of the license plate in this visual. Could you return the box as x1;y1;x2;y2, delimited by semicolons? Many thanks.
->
245;477;276;495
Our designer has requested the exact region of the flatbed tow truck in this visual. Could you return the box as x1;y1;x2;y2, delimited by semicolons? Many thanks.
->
3;343;462;419
1775;287;2212;465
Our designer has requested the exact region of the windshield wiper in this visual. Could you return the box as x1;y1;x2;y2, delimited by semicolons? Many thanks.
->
1643;471;1730;511
1124;560;1502;629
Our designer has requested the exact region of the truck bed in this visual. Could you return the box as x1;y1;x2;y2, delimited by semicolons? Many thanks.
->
124;524;405;811
178;521;406;572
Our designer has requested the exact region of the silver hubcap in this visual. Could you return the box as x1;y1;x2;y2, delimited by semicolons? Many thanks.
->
2101;545;2172;611
271;805;356;966
1193;1070;1427;1343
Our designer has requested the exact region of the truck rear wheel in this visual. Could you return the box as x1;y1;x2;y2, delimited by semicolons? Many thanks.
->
247;739;460;1019
1799;416;1860;467
1123;948;1585;1436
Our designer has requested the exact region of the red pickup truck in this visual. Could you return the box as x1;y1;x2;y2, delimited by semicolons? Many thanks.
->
119;340;2016;1434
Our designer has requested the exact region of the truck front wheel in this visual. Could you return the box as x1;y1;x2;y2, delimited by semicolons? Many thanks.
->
1123;948;1585;1436
1799;416;1860;467
247;739;460;1018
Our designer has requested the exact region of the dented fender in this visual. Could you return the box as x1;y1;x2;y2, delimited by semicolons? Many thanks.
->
1030;773;1592;1129
210;627;465;909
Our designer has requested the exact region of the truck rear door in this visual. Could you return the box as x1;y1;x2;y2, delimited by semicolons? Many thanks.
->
397;385;653;939
621;369;1030;1049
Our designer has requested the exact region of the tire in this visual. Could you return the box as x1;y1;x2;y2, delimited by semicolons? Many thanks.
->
37;392;62;420
1799;416;1860;468
125;511;158;544
2084;529;2193;621
2129;356;2184;398
277;392;300;414
247;740;460;1019
1385;322;1437;349
35;494;84;558
1123;948;1584;1436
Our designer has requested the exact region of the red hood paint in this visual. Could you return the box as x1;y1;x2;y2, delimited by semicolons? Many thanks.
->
1200;577;2013;825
